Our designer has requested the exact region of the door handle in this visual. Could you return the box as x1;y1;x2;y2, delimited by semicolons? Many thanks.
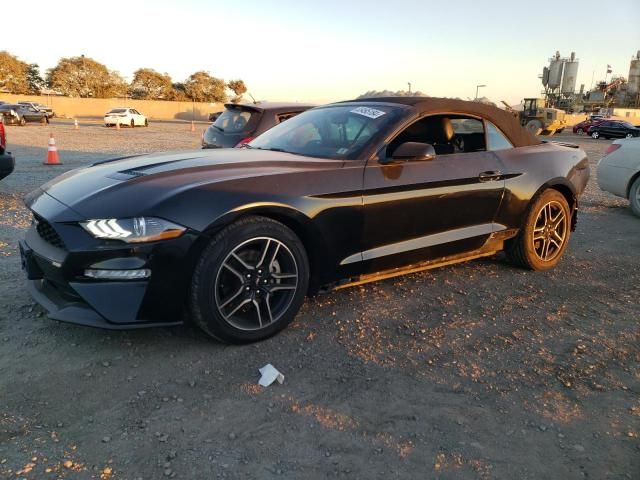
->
478;171;503;182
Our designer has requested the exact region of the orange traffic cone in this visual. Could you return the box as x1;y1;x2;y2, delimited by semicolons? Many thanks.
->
115;120;120;130
74;118;79;130
44;133;61;165
190;120;195;132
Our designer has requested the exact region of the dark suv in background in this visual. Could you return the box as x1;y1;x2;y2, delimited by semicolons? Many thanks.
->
202;102;315;148
0;120;15;180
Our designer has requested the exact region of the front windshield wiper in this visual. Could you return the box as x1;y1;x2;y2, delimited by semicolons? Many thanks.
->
212;125;224;132
252;147;290;153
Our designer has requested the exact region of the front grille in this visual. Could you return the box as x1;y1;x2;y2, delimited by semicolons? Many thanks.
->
34;215;66;249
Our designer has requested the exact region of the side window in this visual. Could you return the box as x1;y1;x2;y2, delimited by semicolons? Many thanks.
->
485;122;513;151
277;112;300;123
387;114;486;157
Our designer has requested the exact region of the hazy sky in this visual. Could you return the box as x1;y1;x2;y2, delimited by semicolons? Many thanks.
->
3;0;639;105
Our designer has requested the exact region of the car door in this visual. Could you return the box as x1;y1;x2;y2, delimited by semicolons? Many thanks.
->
131;109;141;125
358;114;505;273
602;122;622;138
22;107;37;121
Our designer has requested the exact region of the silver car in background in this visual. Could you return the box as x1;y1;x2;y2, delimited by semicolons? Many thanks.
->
597;137;640;217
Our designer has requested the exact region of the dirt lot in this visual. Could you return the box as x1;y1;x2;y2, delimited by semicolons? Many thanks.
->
1;120;638;479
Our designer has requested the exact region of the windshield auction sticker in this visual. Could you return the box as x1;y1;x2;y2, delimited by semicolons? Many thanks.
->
350;107;386;119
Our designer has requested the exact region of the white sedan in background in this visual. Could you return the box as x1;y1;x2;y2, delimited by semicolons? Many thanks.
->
104;108;148;128
597;137;640;217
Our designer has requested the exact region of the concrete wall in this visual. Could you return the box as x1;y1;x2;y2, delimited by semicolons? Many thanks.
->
0;93;225;121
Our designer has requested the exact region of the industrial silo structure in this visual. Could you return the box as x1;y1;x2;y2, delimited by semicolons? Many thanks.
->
561;52;579;94
548;52;564;90
542;66;550;87
628;50;640;96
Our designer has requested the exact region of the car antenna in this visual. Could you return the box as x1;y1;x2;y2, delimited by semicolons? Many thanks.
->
249;93;257;105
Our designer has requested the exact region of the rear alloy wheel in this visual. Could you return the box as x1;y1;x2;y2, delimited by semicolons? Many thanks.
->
591;131;599;139
629;177;640;218
19;117;26;126
507;189;571;271
626;133;633;138
190;216;309;343
576;128;584;135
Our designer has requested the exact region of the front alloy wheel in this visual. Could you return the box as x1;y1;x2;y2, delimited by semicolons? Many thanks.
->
591;131;599;139
190;216;309;343
215;237;298;331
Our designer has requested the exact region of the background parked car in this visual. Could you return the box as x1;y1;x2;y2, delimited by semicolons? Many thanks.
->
0;104;49;125
208;111;222;122
0;120;16;180
104;108;148;127
573;118;604;135
588;120;640;139
18;101;55;118
202;102;315;148
597;137;640;217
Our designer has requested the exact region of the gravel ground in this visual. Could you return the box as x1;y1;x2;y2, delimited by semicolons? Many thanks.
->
0;120;638;479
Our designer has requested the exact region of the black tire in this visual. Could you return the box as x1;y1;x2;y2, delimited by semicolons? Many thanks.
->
130;119;135;128
629;176;640;218
190;216;309;343
144;119;148;127
507;189;571;271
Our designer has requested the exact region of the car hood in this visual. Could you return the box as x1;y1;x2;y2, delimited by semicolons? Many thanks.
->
29;148;344;218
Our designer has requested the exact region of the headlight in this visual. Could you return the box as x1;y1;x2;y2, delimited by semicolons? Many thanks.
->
81;217;186;243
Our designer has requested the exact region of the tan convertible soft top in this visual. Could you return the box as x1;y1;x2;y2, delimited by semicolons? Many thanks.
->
347;96;542;148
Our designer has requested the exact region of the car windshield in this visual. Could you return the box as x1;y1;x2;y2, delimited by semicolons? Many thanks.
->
247;104;404;159
213;108;254;134
107;109;127;114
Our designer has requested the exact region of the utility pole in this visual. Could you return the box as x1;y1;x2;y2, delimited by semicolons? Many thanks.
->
475;84;486;101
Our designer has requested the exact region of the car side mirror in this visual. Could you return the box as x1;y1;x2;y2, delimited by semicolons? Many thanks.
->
386;142;436;163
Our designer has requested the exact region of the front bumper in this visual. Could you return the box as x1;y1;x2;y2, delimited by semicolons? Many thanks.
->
0;152;15;180
21;192;201;329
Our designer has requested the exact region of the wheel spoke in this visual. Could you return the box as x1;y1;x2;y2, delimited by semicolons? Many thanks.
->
231;252;252;271
252;299;263;328
271;273;297;279
255;239;272;268
224;297;252;320
552;231;564;244
222;262;244;282
264;295;274;324
218;285;245;309
268;243;281;271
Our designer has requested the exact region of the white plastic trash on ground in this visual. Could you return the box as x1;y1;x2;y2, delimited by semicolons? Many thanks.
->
258;364;284;387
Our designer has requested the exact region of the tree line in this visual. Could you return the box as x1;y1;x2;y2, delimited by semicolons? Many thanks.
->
0;51;247;103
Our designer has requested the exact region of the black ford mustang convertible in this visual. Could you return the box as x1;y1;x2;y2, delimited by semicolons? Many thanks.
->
21;97;590;343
